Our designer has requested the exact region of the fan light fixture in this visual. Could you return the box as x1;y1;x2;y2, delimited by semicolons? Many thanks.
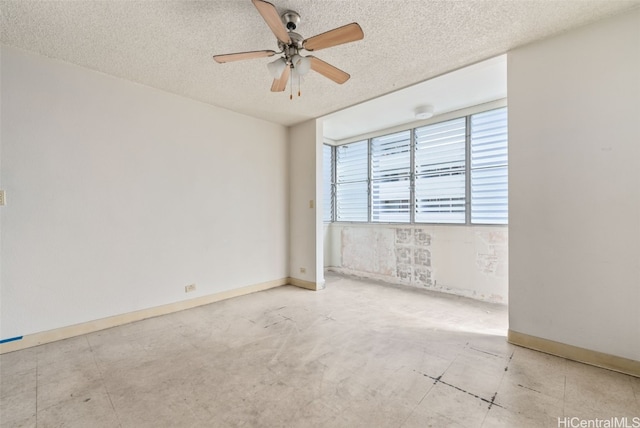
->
291;55;311;75
414;105;434;119
268;55;311;98
268;55;310;79
267;57;287;78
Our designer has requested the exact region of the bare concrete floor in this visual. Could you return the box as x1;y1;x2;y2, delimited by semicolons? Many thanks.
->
1;273;639;427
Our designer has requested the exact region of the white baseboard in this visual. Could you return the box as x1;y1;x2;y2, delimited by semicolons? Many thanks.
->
287;276;320;290
0;278;288;354
508;330;640;378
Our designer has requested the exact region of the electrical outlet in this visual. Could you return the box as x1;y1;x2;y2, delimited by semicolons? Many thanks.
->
185;284;196;293
0;190;5;206
309;200;314;209
299;267;306;274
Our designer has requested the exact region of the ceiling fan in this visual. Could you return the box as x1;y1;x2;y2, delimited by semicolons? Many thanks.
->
213;0;364;98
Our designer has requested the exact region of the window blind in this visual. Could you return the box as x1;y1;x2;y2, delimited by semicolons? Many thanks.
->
336;140;368;221
414;118;466;223
371;131;411;222
470;108;508;224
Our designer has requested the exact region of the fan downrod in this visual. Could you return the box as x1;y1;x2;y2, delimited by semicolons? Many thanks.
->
281;10;300;31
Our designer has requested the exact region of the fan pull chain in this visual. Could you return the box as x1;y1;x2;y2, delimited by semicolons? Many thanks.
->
289;67;293;100
298;75;301;97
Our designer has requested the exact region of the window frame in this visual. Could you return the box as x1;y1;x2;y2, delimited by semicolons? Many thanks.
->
327;103;508;226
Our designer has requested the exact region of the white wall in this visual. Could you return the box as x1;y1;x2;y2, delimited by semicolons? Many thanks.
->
508;10;640;361
288;120;324;288
323;223;335;268
0;46;288;339
327;223;508;303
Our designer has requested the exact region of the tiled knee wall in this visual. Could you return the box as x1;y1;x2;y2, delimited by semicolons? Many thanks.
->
326;224;508;303
394;228;433;286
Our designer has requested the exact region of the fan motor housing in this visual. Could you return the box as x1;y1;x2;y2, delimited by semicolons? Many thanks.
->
278;31;304;53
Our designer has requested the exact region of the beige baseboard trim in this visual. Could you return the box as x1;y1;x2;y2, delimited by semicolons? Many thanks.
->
508;330;640;378
0;278;288;355
287;277;318;291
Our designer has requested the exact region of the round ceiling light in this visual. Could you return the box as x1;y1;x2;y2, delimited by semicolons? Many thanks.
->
414;105;434;119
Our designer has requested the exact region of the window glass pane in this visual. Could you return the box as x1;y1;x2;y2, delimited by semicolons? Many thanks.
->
371;131;411;180
471;107;508;224
336;140;368;183
371;131;410;223
415;118;466;223
415;118;466;174
372;177;410;223
471;166;508;224
336;140;368;221
322;144;333;222
415;172;466;223
336;181;368;222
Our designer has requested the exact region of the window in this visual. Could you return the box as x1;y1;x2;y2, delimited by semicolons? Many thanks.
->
371;131;411;222
470;108;508;224
322;144;334;222
414;118;466;223
331;106;508;225
335;140;368;222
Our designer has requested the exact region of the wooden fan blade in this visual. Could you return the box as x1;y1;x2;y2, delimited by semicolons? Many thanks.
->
271;65;290;92
309;56;350;84
252;0;291;45
213;50;276;63
303;23;364;52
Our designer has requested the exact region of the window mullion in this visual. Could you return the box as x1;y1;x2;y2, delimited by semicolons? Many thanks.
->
331;145;336;222
367;138;372;223
410;128;416;224
465;115;471;225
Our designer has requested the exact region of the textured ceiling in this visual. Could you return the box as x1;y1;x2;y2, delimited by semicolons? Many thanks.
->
2;0;639;127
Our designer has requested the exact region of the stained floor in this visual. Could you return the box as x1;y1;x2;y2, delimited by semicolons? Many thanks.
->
1;273;639;427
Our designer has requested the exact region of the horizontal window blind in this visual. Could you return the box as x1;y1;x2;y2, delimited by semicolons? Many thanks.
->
414;118;466;223
336;181;368;222
371;131;411;180
471;108;508;224
371;131;410;222
371;178;410;222
336;140;368;183
336;140;368;221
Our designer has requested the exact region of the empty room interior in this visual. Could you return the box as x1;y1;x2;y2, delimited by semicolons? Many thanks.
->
1;1;639;427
